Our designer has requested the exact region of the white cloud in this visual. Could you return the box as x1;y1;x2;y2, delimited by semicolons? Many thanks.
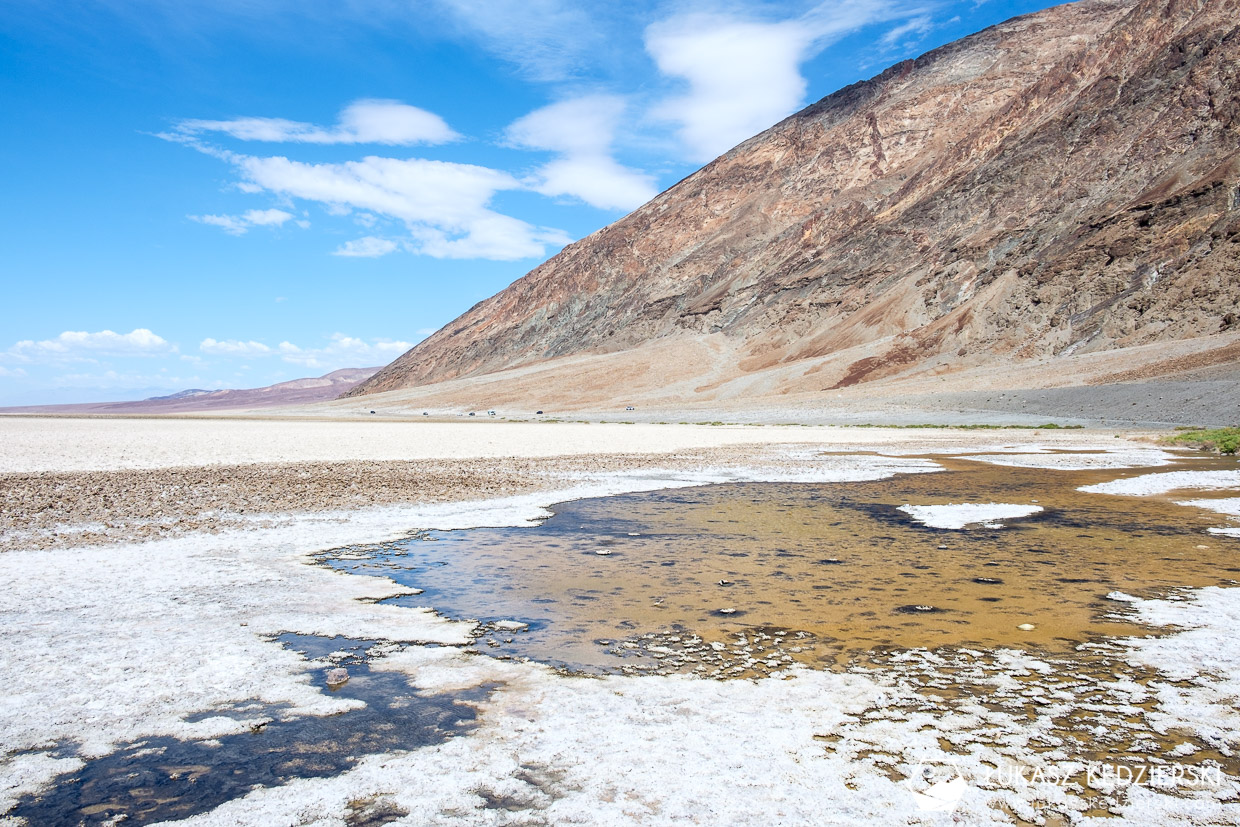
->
3;329;175;363
190;208;297;235
199;338;274;356
230;153;570;260
244;208;296;227
191;214;249;235
276;334;413;368
194;334;412;370
506;96;658;211
647;1;918;162
0;366;26;378
333;236;400;258
175;99;459;146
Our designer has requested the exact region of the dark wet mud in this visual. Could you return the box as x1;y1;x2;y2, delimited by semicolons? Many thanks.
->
326;453;1240;674
10;636;486;826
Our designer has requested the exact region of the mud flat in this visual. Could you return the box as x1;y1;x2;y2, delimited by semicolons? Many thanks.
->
2;418;1240;825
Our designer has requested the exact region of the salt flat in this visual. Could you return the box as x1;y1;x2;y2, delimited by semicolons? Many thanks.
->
0;414;1156;473
3;418;1239;825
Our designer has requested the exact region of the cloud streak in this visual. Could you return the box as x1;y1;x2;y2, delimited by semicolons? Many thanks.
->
198;333;413;369
430;0;614;82
332;236;400;258
190;208;300;235
175;99;459;146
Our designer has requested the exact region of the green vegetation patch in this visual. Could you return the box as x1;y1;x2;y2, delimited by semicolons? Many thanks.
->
1163;426;1240;454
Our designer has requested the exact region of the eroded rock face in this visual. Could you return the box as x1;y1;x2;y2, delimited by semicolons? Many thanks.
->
348;0;1240;399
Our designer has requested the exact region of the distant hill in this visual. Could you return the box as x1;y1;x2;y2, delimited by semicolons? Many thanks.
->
2;368;380;415
346;0;1240;408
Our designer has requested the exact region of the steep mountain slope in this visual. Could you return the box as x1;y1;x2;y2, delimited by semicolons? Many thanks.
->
348;0;1239;403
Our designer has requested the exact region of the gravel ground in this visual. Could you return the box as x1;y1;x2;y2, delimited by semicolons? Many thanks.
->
908;378;1240;428
0;448;789;552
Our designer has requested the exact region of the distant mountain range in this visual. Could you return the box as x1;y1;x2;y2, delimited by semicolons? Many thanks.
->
2;368;379;415
346;0;1239;408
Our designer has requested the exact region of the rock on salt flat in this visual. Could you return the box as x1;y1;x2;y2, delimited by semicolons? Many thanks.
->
1079;470;1240;497
897;502;1044;530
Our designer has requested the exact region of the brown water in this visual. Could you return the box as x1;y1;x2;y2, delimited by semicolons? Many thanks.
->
327;452;1240;675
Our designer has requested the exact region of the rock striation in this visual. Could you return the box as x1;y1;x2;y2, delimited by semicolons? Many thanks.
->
348;0;1240;402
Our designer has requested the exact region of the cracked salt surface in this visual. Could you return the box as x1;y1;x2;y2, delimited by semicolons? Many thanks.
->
4;448;1240;825
1079;469;1240;496
961;447;1175;470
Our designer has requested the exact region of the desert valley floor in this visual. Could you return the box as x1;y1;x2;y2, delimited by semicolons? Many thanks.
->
2;416;1240;826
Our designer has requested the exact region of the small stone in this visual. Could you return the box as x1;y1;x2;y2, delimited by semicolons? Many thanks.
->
595;549;613;556
1017;623;1036;631
325;667;349;687
719;607;737;615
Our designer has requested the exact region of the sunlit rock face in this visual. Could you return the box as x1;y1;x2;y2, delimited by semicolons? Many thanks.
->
349;0;1240;403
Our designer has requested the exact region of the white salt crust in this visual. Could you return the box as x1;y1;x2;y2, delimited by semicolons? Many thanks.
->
5;447;1240;825
1079;470;1240;496
897;502;1044;529
1176;497;1240;538
0;454;936;814
960;447;1174;470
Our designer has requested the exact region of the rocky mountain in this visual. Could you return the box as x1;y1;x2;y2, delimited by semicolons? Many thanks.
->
3;368;380;415
347;0;1239;405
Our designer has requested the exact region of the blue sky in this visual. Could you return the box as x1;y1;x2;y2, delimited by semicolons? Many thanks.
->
0;0;1059;405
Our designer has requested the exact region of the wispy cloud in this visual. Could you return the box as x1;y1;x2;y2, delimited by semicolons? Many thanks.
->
173;99;459;146
50;369;224;391
199;338;273;356
276;334;413;369
2;329;176;364
506;95;658;211
880;14;934;47
647;0;924;162
430;0;614;82
189;208;300;235
333;236;400;257
197;333;412;369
